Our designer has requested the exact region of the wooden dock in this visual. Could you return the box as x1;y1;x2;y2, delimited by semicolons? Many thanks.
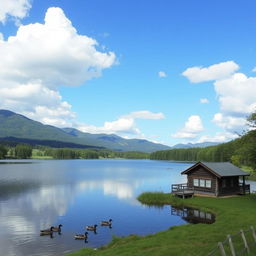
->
171;183;194;199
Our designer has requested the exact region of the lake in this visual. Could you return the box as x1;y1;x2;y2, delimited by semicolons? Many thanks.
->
0;159;253;256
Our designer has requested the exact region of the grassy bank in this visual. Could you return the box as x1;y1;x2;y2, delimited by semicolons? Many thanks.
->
67;192;256;256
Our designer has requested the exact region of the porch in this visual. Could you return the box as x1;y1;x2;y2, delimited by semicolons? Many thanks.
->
171;182;250;197
238;182;250;195
171;183;194;198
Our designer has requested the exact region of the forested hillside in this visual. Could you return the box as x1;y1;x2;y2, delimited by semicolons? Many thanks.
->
0;110;170;152
150;129;256;169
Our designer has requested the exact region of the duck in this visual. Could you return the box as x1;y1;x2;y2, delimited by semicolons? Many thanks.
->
86;224;97;231
101;219;112;226
74;232;88;240
40;226;54;236
52;224;62;232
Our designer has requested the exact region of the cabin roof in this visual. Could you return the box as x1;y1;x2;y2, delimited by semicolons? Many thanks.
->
181;162;250;178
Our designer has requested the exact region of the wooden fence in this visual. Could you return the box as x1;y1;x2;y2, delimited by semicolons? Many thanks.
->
208;226;256;256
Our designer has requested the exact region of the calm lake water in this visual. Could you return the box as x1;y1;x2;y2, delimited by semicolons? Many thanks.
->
0;159;254;256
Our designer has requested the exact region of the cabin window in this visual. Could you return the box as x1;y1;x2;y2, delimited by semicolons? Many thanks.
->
193;178;211;188
194;210;199;217
222;179;226;188
230;179;234;187
205;180;212;188
200;211;205;218
193;179;199;186
200;179;205;187
206;213;212;220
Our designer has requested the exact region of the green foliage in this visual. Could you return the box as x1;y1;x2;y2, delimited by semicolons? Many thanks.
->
247;112;256;128
36;147;149;160
0;145;7;159
231;155;242;167
150;130;256;170
14;144;32;159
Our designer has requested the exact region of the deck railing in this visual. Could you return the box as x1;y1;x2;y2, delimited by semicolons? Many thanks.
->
239;183;250;194
171;183;194;193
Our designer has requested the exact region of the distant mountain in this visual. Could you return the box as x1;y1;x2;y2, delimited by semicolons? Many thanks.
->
62;128;171;152
172;142;220;149
0;110;170;152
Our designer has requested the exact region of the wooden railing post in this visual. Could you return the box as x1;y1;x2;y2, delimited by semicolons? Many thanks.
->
218;242;227;256
227;235;236;256
251;226;256;243
240;229;250;253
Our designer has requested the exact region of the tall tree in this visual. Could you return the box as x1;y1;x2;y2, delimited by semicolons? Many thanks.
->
0;146;7;159
14;144;32;159
247;111;256;128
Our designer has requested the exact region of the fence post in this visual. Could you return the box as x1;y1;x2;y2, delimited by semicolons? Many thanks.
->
227;235;236;256
251;226;256;243
218;242;227;256
240;229;250;254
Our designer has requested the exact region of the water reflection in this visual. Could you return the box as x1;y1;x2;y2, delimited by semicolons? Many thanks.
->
171;206;215;224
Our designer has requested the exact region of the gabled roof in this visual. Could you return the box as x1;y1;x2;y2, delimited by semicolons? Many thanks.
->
181;162;250;178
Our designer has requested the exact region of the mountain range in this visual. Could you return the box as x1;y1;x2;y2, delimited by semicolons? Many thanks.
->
0;110;219;152
0;110;171;152
171;142;219;149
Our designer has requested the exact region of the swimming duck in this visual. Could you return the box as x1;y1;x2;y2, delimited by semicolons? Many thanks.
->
101;219;112;226
40;226;54;236
74;232;88;240
52;224;62;232
86;224;97;231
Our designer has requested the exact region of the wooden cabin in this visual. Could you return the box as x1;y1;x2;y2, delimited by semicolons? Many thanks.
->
172;162;250;197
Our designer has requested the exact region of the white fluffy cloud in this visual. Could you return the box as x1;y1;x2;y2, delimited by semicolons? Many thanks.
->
197;131;238;143
182;61;239;83
0;7;116;126
214;73;256;116
212;72;256;131
158;71;167;78
212;113;246;130
77;110;165;136
0;0;32;23
183;61;256;134
200;98;209;104
122;110;165;120
172;115;204;138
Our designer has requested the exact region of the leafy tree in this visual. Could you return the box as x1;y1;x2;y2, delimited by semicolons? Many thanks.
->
247;111;256;128
0;145;7;159
14;144;32;159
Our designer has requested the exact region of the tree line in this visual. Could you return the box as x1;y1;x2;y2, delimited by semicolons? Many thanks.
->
150;112;256;170
0;144;32;159
42;148;149;159
0;143;149;160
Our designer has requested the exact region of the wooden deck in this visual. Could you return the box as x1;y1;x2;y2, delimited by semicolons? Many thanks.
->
171;183;194;199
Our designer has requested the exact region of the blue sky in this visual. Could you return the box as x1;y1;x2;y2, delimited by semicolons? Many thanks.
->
0;0;256;146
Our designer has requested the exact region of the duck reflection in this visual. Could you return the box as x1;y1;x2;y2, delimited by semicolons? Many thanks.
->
171;206;215;224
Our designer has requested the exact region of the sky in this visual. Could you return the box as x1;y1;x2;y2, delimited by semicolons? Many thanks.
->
0;0;256;146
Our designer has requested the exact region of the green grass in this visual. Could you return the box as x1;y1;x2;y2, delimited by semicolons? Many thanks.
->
31;149;53;159
67;193;256;256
